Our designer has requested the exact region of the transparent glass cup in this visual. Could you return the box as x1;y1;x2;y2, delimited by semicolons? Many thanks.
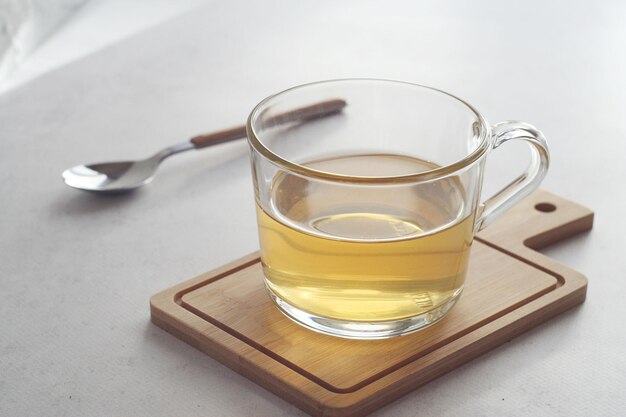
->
246;79;549;339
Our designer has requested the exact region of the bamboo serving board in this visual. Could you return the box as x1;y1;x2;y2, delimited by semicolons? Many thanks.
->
150;189;593;417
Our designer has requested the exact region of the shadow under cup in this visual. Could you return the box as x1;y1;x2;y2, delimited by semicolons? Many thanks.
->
246;79;549;339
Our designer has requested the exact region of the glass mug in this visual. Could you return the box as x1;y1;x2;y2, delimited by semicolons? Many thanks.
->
246;79;549;339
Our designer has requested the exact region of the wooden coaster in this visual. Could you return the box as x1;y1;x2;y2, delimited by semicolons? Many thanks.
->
150;189;593;417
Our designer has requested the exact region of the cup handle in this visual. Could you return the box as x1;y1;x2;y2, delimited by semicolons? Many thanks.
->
475;121;550;231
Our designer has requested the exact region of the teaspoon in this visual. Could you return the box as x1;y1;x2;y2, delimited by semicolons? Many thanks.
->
62;99;346;194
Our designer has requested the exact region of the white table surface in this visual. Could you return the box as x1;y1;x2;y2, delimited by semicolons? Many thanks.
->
1;1;625;416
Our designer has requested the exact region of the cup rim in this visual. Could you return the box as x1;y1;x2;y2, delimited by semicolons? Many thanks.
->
246;78;491;184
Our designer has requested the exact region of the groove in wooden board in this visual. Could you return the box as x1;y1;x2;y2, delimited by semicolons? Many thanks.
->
180;241;557;392
150;189;593;417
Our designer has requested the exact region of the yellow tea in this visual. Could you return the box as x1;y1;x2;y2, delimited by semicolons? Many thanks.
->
256;154;474;322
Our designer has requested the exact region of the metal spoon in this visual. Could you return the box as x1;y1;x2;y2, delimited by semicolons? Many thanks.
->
62;99;346;193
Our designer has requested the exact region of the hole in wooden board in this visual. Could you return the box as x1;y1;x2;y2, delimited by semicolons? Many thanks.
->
535;202;556;213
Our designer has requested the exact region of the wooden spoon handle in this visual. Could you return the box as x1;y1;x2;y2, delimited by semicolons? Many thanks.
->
190;125;247;149
189;99;346;149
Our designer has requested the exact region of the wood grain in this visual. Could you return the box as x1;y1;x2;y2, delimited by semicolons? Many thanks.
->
150;189;593;417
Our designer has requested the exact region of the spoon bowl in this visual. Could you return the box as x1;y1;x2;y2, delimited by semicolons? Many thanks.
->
62;158;160;194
